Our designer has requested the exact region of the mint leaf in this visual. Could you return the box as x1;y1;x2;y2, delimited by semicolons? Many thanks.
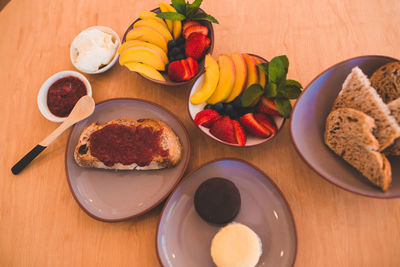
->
156;12;186;20
257;63;268;75
241;84;264;107
278;55;289;73
191;13;219;23
190;0;203;9
171;0;186;14
274;98;292;118
285;79;302;89
268;56;286;84
265;83;277;97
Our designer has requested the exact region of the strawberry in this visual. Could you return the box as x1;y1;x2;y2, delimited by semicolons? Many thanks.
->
183;25;209;39
194;109;221;128
185;33;211;60
168;60;192;82
257;96;281;116
186;57;199;77
182;21;201;32
210;116;237;144
254;113;277;135
239;113;271;138
232;120;246;146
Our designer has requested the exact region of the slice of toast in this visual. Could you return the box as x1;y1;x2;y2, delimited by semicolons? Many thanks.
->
325;108;391;191
74;118;182;170
370;61;400;103
387;98;400;156
332;67;400;151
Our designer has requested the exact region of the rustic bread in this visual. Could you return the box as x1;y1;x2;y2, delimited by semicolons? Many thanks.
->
325;108;391;191
387;98;400;155
370;61;400;103
74;118;182;170
332;67;400;151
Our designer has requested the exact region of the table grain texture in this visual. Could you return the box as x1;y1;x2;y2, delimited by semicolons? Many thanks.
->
1;0;400;266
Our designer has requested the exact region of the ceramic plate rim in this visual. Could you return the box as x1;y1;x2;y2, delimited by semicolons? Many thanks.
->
155;158;298;266
290;54;400;199
65;97;191;222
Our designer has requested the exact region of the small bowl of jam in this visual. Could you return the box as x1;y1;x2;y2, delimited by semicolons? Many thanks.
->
37;70;92;122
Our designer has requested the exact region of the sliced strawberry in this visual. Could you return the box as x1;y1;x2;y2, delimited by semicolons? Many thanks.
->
183;25;209;39
185;33;211;60
180;59;192;77
254;113;277;135
239;113;271;138
232;120;246;146
194;109;221;128
186;57;199;77
182;21;201;32
258;96;281;116
168;60;191;82
210;116;237;144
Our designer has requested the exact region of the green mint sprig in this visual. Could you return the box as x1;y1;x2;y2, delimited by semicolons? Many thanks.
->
241;55;302;118
156;0;219;24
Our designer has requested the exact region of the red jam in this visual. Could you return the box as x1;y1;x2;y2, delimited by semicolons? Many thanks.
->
88;124;169;167
47;76;87;117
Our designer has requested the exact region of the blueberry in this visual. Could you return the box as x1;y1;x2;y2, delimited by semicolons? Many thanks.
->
176;53;186;60
232;96;242;108
224;104;234;115
167;40;176;50
204;104;213;110
170;47;180;56
215;103;224;113
176;36;185;46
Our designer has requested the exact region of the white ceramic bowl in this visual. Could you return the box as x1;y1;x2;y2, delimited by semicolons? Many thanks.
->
37;70;92;123
70;26;120;74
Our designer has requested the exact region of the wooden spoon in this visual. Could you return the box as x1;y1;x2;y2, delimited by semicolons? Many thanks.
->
11;95;95;175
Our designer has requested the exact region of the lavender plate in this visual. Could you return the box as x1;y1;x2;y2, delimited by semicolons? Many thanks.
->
291;55;400;198
65;98;190;221
157;159;297;267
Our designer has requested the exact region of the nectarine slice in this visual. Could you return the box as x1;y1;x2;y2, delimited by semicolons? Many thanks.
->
253;56;266;87
134;19;173;42
190;55;220;105
139;11;168;28
126;27;167;52
119;46;165;71
225;53;247;103
118;40;169;65
124;62;165;82
243;54;259;89
207;55;236;104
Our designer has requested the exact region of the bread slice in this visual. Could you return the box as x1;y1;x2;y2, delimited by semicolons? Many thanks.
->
325;108;391;191
74;118;182;170
387;98;400;155
332;67;400;151
370;61;400;103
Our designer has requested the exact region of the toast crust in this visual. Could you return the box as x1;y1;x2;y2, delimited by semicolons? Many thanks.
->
74;118;182;170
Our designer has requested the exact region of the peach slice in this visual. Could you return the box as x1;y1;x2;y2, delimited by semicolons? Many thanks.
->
190;55;220;105
207;55;236;104
243;54;259;89
225;53;247;103
124;62;165;82
139;11;168;28
159;2;174;33
253;56;266;87
119;46;165;71
134;19;173;42
118;40;169;65
126;27;167;52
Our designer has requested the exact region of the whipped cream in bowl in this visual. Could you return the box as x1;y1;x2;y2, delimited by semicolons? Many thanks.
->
70;26;120;74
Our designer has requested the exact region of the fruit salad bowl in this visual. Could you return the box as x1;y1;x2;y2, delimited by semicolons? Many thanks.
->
188;54;286;147
121;7;214;86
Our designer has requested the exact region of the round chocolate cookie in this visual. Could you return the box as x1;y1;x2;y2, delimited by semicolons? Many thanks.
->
194;177;241;224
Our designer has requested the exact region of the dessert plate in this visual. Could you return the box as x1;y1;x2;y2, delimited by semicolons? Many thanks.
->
65;98;190;221
291;55;400;198
188;54;285;147
157;159;297;267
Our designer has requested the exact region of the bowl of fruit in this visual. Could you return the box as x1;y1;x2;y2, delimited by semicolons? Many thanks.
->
119;1;217;85
188;54;303;146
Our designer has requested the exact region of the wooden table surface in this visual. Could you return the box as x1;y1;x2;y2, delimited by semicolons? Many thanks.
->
1;0;400;266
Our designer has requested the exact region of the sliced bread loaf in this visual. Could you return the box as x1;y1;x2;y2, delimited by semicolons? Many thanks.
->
332;66;400;151
387;98;400;156
370;61;400;103
325;108;391;191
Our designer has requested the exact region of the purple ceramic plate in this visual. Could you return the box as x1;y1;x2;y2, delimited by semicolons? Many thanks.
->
188;54;285;147
157;159;297;267
65;98;190;221
291;55;400;198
